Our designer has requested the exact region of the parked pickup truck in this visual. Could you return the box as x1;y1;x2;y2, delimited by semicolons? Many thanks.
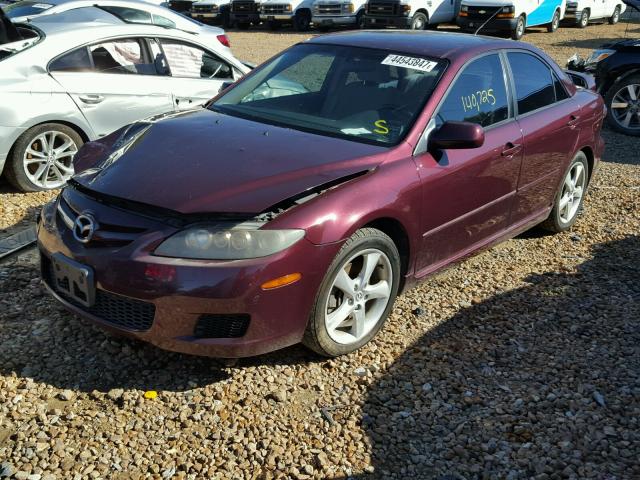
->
363;0;459;30
230;0;260;28
312;0;367;29
259;0;313;29
191;0;232;26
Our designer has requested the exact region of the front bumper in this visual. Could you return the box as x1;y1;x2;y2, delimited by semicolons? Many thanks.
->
456;16;518;31
191;11;220;19
260;12;294;20
231;12;260;22
37;190;341;358
363;14;411;27
312;14;358;25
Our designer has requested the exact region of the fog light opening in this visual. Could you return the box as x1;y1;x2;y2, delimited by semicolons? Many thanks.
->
261;273;302;290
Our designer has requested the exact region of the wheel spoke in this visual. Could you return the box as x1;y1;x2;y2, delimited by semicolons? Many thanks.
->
55;150;76;159
50;164;64;182
572;163;584;186
364;280;390;300
621;111;633;127
54;139;73;155
352;307;365;339
611;102;628;109
573;185;583;200
628;85;638;101
54;160;74;175
37;134;49;153
559;194;571;211
31;162;48;182
334;268;355;296
358;252;381;287
26;148;46;159
326;301;353;330
47;132;58;154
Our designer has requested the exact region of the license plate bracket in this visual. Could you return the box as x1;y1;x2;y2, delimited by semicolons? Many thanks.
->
51;253;95;307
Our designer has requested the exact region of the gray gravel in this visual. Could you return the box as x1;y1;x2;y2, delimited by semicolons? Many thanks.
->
1;20;639;479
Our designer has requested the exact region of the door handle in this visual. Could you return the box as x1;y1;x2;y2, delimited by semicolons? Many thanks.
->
567;115;580;127
501;143;522;157
78;94;104;105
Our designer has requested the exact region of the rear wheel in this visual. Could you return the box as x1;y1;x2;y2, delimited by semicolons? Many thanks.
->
511;15;525;39
578;9;589;27
547;9;560;32
294;10;311;31
410;12;428;30
303;228;401;357
5;123;83;192
541;152;589;233
605;74;640;136
608;5;620;24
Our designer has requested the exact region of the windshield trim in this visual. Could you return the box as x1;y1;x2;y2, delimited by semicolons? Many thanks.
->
210;43;448;148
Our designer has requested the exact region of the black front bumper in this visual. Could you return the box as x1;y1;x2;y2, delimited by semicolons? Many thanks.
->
231;12;260;23
456;16;518;32
363;14;411;27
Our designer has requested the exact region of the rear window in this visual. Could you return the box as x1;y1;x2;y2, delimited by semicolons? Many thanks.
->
3;1;53;18
0;26;42;62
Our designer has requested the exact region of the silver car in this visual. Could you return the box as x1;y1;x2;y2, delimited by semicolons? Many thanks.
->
0;9;249;191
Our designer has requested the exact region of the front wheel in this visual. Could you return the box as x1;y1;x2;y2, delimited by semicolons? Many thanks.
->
511;15;525;40
541;152;589;233
547;9;560;32
578;9;589;28
608;5;620;24
294;10;311;31
604;74;640;136
410;12;428;30
303;228;401;357
5;123;83;192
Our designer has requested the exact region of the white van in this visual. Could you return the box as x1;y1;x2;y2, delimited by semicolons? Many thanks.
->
457;0;566;39
312;0;368;29
563;0;625;26
362;0;459;29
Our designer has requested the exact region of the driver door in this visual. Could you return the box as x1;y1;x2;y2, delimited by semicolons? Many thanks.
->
155;38;237;110
414;53;523;274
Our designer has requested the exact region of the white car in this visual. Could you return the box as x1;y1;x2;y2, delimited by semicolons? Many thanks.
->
0;9;250;191
3;0;232;52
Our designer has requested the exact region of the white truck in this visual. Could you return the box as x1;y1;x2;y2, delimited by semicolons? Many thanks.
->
190;0;232;27
312;0;368;29
362;0;459;29
563;0;626;27
259;0;314;29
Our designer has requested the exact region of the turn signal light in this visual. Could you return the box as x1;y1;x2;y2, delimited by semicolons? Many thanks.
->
458;10;468;16
496;12;515;18
261;273;302;290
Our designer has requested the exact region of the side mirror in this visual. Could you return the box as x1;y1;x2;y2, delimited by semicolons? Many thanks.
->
430;121;485;150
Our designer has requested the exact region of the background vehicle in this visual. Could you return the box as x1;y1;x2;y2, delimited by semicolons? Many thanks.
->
567;0;640;135
0;10;249;191
363;0;459;29
563;0;625;27
312;0;367;30
167;0;193;12
260;0;312;30
3;0;232;53
457;0;566;40
190;0;231;27
229;0;260;27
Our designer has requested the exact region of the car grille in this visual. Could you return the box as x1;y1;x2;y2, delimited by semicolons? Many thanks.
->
262;4;287;14
465;5;501;19
56;196;147;248
366;1;399;16
315;3;341;15
232;1;258;13
42;255;156;332
194;314;250;338
565;3;577;13
192;4;218;12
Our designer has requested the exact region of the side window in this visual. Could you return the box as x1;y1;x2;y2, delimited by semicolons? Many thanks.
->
159;39;233;79
100;6;153;23
554;73;569;102
507;52;555;115
88;39;157;75
50;47;92;72
437;54;509;128
153;14;176;28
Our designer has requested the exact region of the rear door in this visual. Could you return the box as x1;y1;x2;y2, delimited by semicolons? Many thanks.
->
49;37;174;138
156;38;236;110
415;52;523;273
505;51;582;224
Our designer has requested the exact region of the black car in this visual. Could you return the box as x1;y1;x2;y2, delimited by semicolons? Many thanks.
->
568;0;640;136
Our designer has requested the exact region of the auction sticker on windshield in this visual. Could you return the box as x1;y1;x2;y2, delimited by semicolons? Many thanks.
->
381;54;437;72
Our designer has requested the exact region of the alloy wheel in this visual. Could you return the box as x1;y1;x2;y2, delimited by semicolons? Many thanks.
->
324;248;393;345
23;130;77;189
559;162;586;224
610;83;640;132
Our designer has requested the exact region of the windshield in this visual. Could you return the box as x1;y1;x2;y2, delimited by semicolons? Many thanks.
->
4;1;53;17
212;44;445;146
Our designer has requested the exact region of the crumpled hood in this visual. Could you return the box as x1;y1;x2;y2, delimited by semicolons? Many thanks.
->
73;109;388;214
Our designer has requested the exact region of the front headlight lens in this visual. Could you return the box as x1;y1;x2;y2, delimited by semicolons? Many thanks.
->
502;5;515;13
585;49;615;66
155;223;305;260
341;2;354;12
460;4;468;11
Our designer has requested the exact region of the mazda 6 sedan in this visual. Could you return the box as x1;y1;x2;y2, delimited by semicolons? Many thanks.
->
38;31;605;358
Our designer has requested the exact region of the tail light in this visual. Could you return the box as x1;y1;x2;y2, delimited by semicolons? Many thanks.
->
217;34;230;48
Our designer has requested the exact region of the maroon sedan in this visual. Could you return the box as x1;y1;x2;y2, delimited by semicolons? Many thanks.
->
37;31;605;358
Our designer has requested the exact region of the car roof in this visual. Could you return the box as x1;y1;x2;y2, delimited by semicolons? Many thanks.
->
307;30;525;60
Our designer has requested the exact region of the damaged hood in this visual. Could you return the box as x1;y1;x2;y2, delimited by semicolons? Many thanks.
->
72;109;389;214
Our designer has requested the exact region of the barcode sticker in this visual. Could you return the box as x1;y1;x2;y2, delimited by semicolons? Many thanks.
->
381;54;438;72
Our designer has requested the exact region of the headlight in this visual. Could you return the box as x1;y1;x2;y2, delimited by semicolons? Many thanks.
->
285;3;292;11
460;4;468;12
155;223;305;260
585;49;615;66
341;2;354;12
501;5;515;13
401;3;411;14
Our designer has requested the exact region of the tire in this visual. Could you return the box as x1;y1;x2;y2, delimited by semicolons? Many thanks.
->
511;15;525;39
266;20;280;30
5;123;83;192
604;74;640;136
294;10;311;31
608;5;620;24
303;228;401;357
578;9;589;28
540;152;589;233
409;12;428;30
547;9;560;32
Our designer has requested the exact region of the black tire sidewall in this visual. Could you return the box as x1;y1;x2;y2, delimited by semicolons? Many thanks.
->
579;9;589;27
604;75;640;136
294;11;311;31
6;123;83;192
609;6;620;24
305;229;401;357
410;12;428;30
548;10;559;31
512;16;525;39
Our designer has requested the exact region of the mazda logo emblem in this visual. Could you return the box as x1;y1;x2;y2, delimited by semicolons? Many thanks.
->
73;213;97;244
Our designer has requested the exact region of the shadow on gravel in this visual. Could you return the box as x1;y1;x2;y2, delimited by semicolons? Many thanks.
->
358;235;640;479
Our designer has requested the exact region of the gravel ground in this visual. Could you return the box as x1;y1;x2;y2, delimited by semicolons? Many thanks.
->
1;19;639;480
